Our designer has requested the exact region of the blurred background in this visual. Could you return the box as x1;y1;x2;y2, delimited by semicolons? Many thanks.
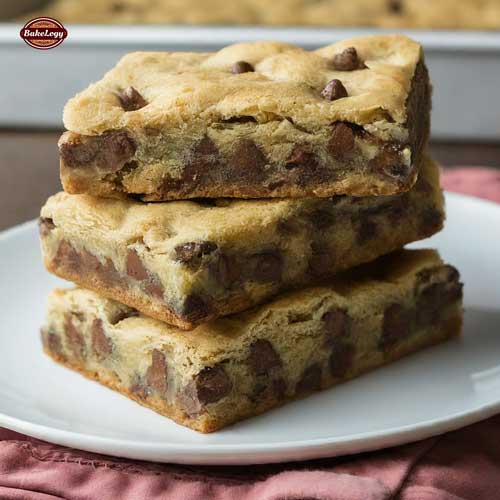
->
1;0;499;230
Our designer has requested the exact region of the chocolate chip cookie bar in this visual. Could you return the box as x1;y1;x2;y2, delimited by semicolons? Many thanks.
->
41;249;463;433
40;155;444;330
59;35;430;200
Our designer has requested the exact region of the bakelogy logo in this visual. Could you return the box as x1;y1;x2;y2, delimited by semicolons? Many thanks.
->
20;17;67;50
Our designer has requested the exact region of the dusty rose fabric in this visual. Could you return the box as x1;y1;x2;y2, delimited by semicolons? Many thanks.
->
1;167;498;500
441;167;500;203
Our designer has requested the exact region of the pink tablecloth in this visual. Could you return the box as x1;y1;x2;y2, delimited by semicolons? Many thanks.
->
1;167;499;500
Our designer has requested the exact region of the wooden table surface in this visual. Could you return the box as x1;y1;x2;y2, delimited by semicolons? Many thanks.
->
1;130;499;231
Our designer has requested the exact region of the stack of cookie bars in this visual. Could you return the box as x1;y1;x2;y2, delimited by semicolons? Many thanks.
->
39;35;463;433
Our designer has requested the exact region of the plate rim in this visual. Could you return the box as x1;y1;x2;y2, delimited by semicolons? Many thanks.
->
1;191;499;464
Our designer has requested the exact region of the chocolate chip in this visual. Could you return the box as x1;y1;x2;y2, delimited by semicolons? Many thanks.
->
209;253;238;289
38;217;55;238
420;208;443;235
180;294;213;324
179;364;232;416
126;249;149;281
118;86;147;111
247;340;282;375
79;248;102;274
322;308;350;347
254;376;287;401
226;139;267;184
130;378;148;400
232;61;254;74
329;342;355;378
285;146;316;170
332;47;366;71
416;277;463;326
91;319;112;361
357;220;378;244
328;123;355;159
321;79;348;101
196;366;232;404
380;303;414;350
41;329;63;356
145;349;168;396
388;0;403;13
60;130;136;172
64;314;86;360
174;241;218;268
54;240;80;273
276;219;300;235
273;377;287;400
296;363;322;394
111;1;125;12
369;147;409;179
145;278;164;299
247;250;283;283
183;136;220;180
308;209;334;230
308;241;334;278
101;258;121;286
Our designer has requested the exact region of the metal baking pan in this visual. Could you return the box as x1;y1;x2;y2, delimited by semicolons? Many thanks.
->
1;24;499;140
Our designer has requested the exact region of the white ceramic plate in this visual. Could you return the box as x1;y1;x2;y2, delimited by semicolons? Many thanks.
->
0;192;499;465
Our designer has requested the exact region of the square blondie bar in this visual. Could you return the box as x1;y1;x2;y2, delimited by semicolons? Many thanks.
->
42;249;463;433
59;35;430;200
40;155;444;330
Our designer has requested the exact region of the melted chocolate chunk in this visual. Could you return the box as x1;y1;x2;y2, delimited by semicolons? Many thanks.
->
357;220;378;244
118;86;147;111
247;340;282;375
181;136;221;188
54;240;81;273
276;219;300;235
321;79;348;101
146;349;168;396
308;241;334;278
60;130;136;172
226;139;267;183
64;314;86;360
416;275;463;326
145;278;164;299
420;208;443;235
380;303;414;350
130;377;148;400
181;294;213;324
328;122;355;159
209;253;238;289
322;308;350;347
232;61;254;74
179;365;232;416
308;209;335;230
91;319;112;361
369;147;409;180
329;341;355;378
285;146;317;170
247;250;283;283
101;258;121;286
296;363;322;394
388;0;403;13
174;241;218;268
332;47;366;71
126;249;149;281
38;217;55;238
41;329;63;356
